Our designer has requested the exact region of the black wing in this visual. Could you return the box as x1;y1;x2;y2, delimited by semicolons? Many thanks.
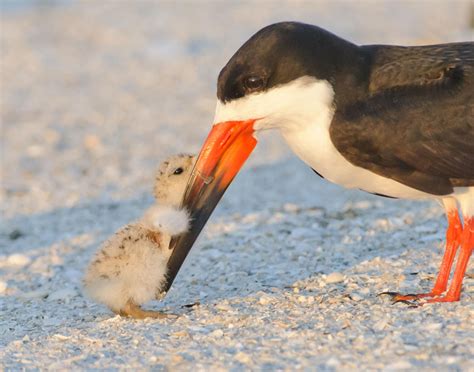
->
331;42;474;195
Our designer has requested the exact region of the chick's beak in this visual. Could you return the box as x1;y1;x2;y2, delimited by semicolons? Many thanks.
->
163;119;257;292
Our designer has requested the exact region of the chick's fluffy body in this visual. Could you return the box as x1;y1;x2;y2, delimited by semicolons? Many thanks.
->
83;224;171;312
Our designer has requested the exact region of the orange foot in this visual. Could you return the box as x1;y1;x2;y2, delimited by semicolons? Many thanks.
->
378;291;432;306
425;296;460;304
378;208;466;307
379;289;465;306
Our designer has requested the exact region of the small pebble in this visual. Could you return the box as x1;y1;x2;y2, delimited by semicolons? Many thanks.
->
326;272;345;284
171;354;184;364
283;203;300;213
9;229;24;240
425;323;443;331
384;360;412;370
326;357;340;367
6;254;31;267
171;331;189;338
209;329;224;338
83;134;103;152
234;352;252;364
26;145;44;157
149;356;158;363
215;303;232;312
259;296;272;305
52;334;71;341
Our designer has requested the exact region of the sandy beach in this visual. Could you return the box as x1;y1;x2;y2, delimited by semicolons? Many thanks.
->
1;1;473;369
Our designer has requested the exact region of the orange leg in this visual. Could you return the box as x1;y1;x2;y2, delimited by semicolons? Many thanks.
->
379;208;463;304
427;217;474;303
426;210;463;296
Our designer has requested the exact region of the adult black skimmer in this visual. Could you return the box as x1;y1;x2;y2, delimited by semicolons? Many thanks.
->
166;22;474;304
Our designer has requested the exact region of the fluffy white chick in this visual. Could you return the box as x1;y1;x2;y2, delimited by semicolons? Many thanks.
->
83;154;196;319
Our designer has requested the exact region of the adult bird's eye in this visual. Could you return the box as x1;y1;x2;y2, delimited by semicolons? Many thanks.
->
243;76;264;92
173;167;184;175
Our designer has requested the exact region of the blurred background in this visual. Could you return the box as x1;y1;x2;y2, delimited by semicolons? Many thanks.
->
1;0;472;217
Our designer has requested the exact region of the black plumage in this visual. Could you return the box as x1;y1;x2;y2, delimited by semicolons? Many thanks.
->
331;43;474;195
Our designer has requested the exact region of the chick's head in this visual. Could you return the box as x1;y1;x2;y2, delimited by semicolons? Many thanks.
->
154;154;196;206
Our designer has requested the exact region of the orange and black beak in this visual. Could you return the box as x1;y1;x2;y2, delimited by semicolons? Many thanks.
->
163;119;258;292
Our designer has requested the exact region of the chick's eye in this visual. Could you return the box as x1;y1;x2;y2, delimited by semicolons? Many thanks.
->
243;76;264;91
173;167;184;175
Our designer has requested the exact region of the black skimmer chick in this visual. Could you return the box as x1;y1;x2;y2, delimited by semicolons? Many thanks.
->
166;22;473;304
83;154;195;318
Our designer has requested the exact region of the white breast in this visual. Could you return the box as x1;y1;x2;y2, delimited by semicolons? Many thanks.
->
281;121;433;199
271;78;433;200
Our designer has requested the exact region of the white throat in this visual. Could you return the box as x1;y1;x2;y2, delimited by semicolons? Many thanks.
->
214;76;334;131
214;76;432;199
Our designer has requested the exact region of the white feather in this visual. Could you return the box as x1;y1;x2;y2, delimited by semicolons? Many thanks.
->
454;187;474;217
142;205;190;236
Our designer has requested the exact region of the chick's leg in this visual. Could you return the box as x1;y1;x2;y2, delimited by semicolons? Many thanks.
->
118;300;173;319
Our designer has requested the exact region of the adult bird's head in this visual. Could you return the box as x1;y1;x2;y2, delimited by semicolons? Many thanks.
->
163;22;361;292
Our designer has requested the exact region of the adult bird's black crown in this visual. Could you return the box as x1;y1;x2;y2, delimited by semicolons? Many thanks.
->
217;22;366;106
